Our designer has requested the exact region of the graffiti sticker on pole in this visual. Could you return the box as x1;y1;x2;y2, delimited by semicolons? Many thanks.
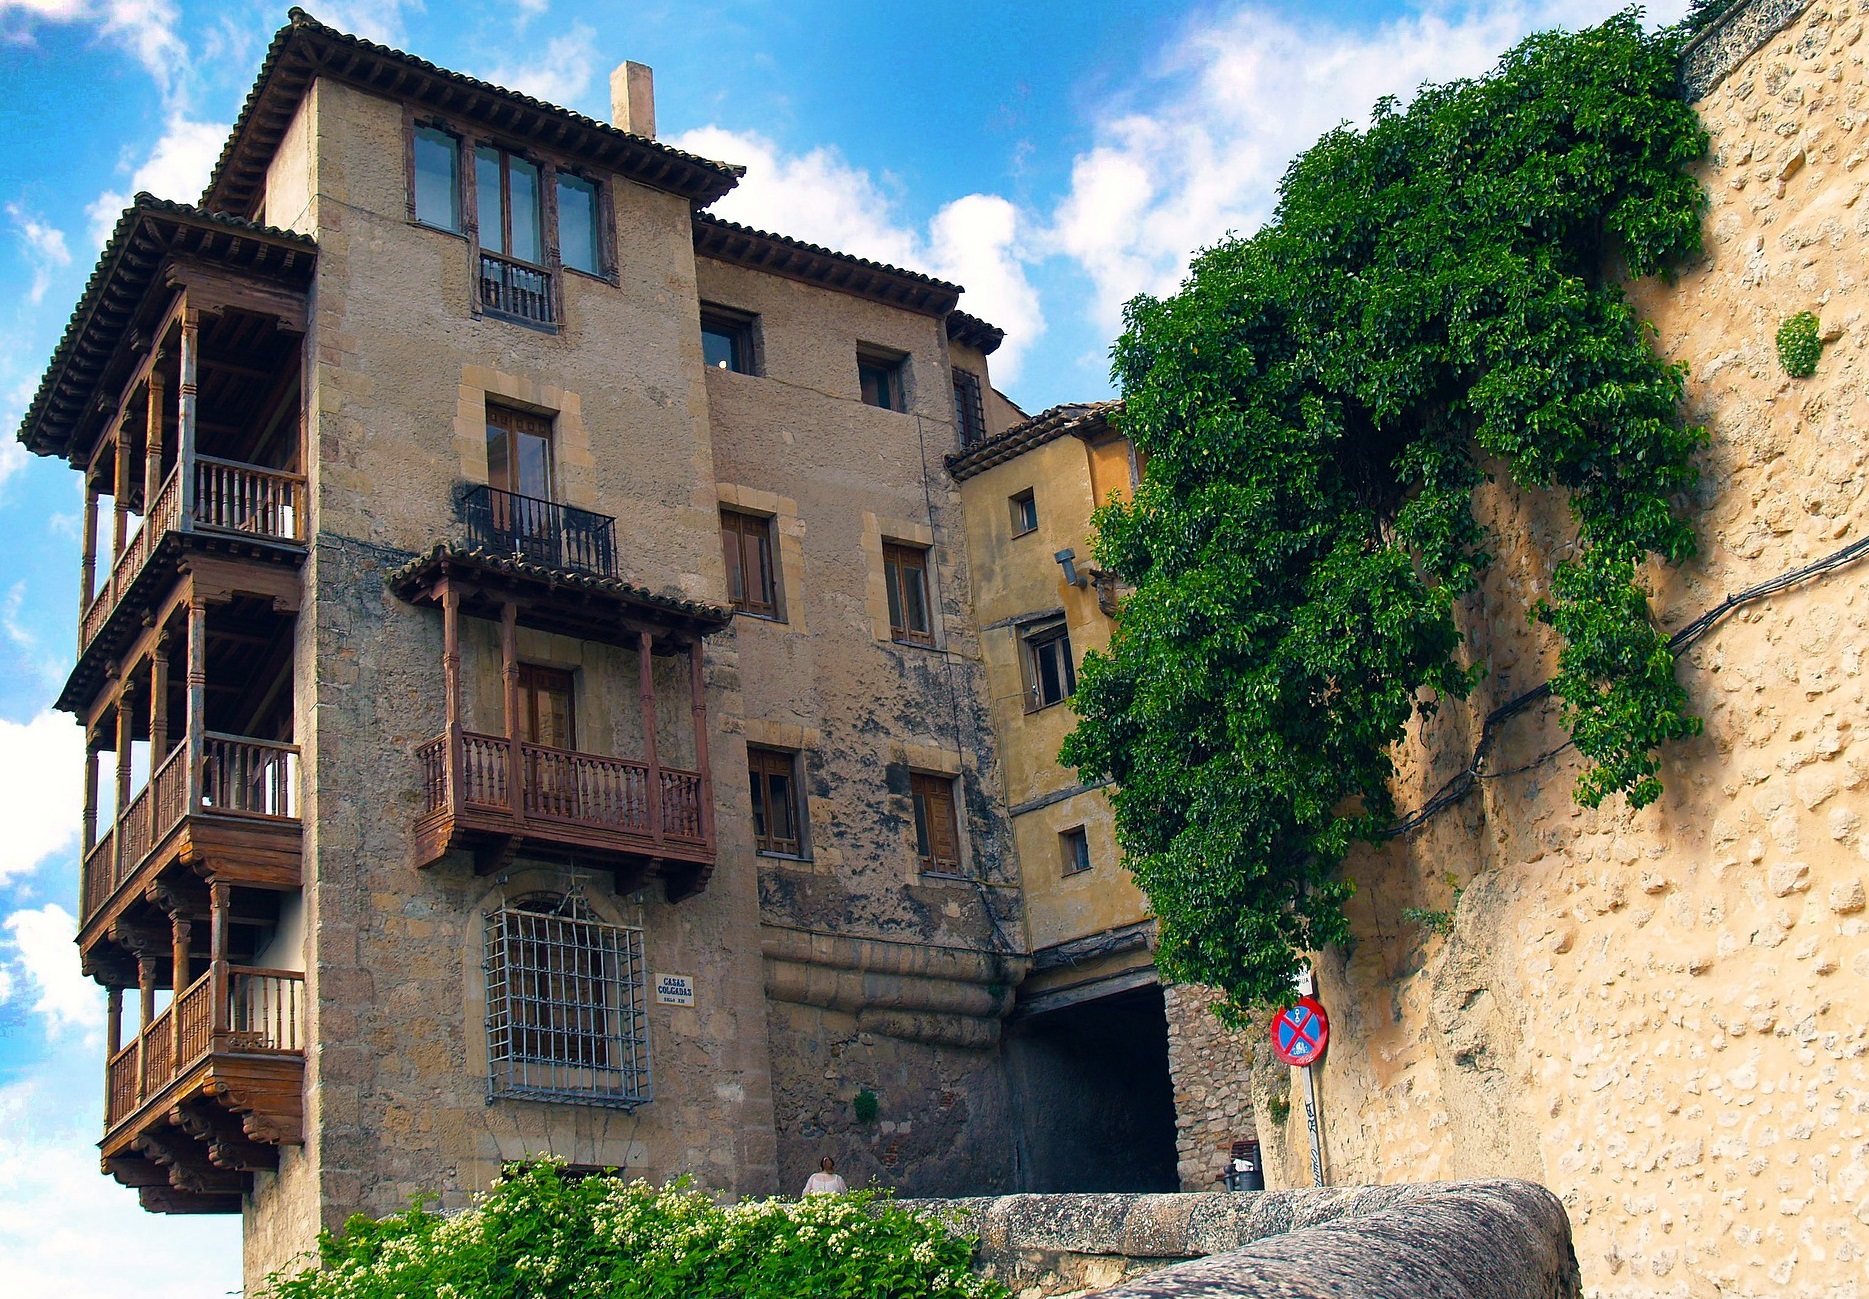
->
1269;995;1330;1067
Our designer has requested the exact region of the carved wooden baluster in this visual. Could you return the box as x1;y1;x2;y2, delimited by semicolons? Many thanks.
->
690;639;713;849
640;631;663;846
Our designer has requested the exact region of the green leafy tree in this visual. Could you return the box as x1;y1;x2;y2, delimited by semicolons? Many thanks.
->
1061;13;1709;1017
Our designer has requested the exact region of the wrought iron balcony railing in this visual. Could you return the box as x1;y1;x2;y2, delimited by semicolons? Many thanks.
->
458;484;618;578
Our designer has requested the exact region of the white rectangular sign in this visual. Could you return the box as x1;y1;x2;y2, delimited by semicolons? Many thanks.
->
654;974;695;1007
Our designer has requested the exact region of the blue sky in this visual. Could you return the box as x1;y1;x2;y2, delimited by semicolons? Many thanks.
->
0;0;1687;1292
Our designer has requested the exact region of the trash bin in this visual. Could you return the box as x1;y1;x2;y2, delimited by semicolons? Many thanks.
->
1222;1138;1264;1192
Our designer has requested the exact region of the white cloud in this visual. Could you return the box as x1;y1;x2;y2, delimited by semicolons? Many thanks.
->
1048;0;1691;330
0;0;186;98
4;203;72;305
0;709;84;886
672;126;1045;380
0;1071;241;1296
310;0;422;47
3;905;97;1035
487;21;598;109
86;114;229;246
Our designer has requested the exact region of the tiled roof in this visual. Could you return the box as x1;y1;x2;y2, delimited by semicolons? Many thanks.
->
203;8;744;217
945;400;1122;481
692;213;961;317
16;195;317;462
946;310;1004;356
388;541;733;630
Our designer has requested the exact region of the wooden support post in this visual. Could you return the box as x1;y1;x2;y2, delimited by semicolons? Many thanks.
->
186;598;207;812
107;986;123;1056
111;422;130;563
81;736;99;854
177;305;199;530
688;639;714;850
640;631;663;847
210;882;230;1041
170;912;192;1071
502;602;524;825
80;485;98;612
150;629;170;761
144;371;166;511
113;686;134;887
441;583;462;815
135;956;157;1103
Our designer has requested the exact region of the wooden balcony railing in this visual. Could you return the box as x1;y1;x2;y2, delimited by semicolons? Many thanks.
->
105;966;304;1130
80;735;300;926
478;250;553;324
417;729;709;863
79;456;306;652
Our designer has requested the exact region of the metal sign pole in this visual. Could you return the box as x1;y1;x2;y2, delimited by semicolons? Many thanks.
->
1301;1061;1325;1187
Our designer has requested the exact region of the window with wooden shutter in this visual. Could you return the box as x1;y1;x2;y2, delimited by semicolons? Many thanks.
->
910;772;961;872
721;509;779;619
1020;620;1077;712
883;542;933;645
1060;826;1092;876
748;746;804;856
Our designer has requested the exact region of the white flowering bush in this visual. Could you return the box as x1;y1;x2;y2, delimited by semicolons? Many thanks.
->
262;1160;1007;1299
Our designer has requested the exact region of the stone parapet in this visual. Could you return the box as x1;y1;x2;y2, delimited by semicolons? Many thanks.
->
1681;0;1817;99
904;1179;1576;1298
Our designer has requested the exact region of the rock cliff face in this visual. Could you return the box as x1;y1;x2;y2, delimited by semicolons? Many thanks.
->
1231;3;1869;1294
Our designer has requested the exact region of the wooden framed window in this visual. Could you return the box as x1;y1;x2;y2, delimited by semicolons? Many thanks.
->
883;542;933;645
412;125;462;231
701;305;757;374
475;145;544;265
952;366;986;448
858;347;906;411
1009;489;1038;537
1021;620;1076;712
910;772;961;872
486;404;554;501
556;172;602;275
517;664;576;750
1060;826;1092;876
748;746;805;856
721;509;780;619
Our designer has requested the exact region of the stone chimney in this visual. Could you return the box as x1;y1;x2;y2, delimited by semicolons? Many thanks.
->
610;62;656;138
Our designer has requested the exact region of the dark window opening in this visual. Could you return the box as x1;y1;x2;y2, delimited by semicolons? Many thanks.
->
1010;489;1038;537
883;542;933;646
1061;826;1091;876
749;746;805;856
910;772;960;872
701;307;757;374
516;664;576;750
1022;621;1076;712
859;349;906;411
953;366;986;448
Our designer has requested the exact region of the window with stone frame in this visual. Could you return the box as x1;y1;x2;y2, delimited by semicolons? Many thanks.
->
883;541;934;645
910;772;961;872
721;509;780;619
483;892;650;1109
748;745;806;856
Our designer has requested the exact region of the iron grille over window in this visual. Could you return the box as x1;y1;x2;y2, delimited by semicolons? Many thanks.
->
459;484;618;577
484;897;650;1109
952;367;986;449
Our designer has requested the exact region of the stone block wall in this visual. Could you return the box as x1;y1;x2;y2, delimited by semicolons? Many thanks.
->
1262;4;1869;1296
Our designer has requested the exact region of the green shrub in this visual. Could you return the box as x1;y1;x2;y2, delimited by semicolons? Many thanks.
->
262;1161;1007;1299
853;1087;880;1123
1777;312;1822;377
1400;907;1455;937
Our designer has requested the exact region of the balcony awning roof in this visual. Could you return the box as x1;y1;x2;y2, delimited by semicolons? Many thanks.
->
389;542;732;649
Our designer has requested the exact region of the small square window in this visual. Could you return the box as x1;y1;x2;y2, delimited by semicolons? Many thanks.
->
701;306;757;375
1010;489;1038;537
412;126;461;232
1061;826;1092;876
858;348;906;411
883;542;933;645
1021;620;1076;712
910;772;961;872
748;746;806;856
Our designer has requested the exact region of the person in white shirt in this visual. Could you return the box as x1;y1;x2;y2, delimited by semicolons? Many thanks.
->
802;1156;847;1196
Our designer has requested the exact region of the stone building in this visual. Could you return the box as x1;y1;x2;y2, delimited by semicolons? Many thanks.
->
15;11;1241;1289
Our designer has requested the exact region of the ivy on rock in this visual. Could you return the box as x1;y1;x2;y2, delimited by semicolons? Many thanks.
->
1061;12;1710;1017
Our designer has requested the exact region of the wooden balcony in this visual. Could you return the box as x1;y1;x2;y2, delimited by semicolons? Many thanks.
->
414;730;713;894
80;733;301;951
80;456;306;654
102;964;304;1214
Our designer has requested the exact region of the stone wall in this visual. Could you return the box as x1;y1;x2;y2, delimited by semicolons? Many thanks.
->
906;1179;1577;1299
1264;4;1869;1296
